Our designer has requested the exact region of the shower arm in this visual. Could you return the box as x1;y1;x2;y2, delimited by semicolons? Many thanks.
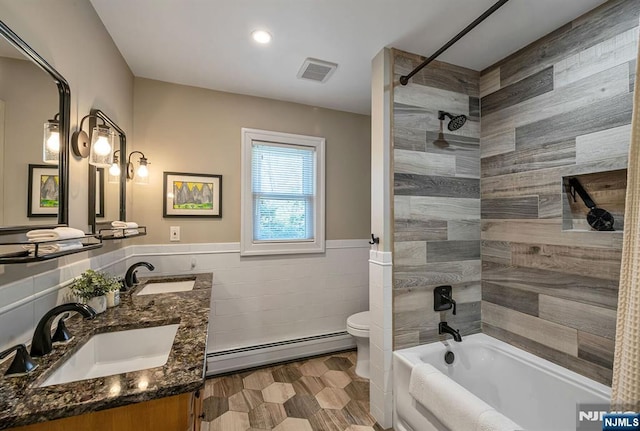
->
438;111;452;121
399;0;511;86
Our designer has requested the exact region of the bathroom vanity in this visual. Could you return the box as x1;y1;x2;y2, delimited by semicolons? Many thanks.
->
0;273;212;431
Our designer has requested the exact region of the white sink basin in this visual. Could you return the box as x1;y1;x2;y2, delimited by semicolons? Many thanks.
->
39;324;179;387
136;280;196;296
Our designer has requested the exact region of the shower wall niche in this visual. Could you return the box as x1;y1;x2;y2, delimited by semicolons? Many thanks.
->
562;169;627;232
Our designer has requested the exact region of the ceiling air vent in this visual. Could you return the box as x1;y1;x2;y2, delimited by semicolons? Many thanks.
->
297;58;338;83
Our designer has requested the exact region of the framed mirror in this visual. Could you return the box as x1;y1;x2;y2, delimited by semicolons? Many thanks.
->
0;20;70;235
88;109;126;234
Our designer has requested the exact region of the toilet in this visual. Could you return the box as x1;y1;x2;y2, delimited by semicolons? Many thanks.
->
347;311;370;379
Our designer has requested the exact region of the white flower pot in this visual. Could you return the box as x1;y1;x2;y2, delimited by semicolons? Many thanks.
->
106;290;120;307
86;295;107;314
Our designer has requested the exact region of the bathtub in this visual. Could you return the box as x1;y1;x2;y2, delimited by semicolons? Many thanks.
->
393;333;611;431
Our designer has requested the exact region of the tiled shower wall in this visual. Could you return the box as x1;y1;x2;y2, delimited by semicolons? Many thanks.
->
480;0;639;385
392;50;482;349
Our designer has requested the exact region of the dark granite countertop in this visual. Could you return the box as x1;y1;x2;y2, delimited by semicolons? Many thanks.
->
0;272;212;429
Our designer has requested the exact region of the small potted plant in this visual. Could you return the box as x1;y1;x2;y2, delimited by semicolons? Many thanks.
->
70;269;120;314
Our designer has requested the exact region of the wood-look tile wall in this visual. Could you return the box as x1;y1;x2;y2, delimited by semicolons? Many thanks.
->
480;0;639;386
392;50;482;349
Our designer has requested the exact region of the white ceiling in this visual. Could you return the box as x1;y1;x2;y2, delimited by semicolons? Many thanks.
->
90;0;607;115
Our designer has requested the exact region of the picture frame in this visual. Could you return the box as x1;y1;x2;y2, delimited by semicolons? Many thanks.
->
96;167;105;218
163;172;222;218
28;164;59;217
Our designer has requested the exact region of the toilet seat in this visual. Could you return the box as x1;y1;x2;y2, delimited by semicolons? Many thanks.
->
347;311;370;337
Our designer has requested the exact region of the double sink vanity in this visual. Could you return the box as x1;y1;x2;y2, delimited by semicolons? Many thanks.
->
0;273;212;431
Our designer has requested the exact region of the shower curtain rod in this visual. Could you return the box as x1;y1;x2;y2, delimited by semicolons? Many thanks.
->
399;0;511;86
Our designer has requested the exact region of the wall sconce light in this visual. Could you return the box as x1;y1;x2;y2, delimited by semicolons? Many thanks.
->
71;113;115;167
108;150;121;183
90;124;116;167
42;114;60;164
126;151;150;185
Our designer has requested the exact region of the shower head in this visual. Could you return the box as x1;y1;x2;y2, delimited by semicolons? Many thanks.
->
438;111;467;131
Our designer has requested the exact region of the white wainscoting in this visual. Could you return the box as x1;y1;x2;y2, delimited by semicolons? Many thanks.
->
0;240;370;369
369;249;393;429
127;240;370;373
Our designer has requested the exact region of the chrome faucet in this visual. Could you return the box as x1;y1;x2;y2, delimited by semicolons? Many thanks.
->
439;322;462;342
124;261;155;289
30;303;96;357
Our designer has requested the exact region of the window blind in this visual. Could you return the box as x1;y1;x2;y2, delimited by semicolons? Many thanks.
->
251;142;316;241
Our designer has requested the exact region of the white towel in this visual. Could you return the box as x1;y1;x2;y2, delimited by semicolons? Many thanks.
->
27;240;83;255
111;229;124;238
26;229;57;241
476;409;523;431
112;221;138;229
27;227;85;243
409;363;494;431
124;228;139;236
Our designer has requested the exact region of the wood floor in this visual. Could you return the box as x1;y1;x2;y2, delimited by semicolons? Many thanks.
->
201;351;389;431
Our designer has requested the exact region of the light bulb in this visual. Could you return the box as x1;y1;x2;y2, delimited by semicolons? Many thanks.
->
109;163;121;177
137;164;149;178
251;30;272;44
94;136;111;156
46;131;60;152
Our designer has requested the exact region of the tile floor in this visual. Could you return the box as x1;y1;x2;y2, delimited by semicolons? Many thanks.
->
201;350;389;431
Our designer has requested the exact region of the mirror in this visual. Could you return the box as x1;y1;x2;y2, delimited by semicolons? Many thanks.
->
88;109;126;234
0;21;70;234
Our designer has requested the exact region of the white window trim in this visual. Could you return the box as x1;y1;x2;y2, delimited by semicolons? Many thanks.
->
241;128;325;256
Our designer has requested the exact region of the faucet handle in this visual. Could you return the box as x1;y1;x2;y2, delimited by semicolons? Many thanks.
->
434;285;456;314
445;295;457;315
52;313;73;344
0;344;38;377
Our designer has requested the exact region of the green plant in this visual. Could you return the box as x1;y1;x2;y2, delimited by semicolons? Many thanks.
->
70;269;120;300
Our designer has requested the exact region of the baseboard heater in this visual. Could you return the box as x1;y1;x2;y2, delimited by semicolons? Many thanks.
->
206;331;354;376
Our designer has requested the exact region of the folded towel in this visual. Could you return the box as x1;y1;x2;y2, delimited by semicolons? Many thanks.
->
56;240;83;250
111;229;124;238
112;221;138;229
124;228;139;236
27;227;85;243
409;363;494;431
27;241;83;255
26;229;57;241
476;409;522;431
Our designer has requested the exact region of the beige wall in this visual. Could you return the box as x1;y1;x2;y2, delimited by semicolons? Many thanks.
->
0;0;133;284
132;78;371;244
0;0;134;234
0;57;58;226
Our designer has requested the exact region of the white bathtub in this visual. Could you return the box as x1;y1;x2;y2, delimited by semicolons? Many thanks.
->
393;333;611;431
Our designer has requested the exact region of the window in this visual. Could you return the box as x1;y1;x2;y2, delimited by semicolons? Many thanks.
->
241;128;325;256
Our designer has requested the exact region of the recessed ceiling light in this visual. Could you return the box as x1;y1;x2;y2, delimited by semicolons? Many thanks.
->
251;30;272;44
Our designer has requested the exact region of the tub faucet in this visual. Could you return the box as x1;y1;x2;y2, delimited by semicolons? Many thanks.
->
439;322;462;342
30;303;96;357
124;261;155;289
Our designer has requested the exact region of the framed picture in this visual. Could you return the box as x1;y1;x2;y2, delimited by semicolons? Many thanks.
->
28;164;59;217
163;172;222;218
96;168;105;218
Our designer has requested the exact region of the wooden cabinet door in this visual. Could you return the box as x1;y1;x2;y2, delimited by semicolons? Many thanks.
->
9;393;192;431
191;389;204;431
